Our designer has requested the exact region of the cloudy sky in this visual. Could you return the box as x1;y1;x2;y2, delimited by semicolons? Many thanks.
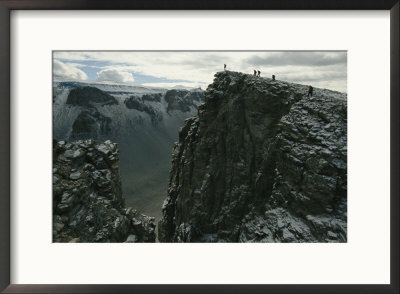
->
53;51;347;92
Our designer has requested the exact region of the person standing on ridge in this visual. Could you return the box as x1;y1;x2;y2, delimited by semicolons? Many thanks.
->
308;85;313;98
272;75;275;81
254;70;257;76
224;64;227;71
257;70;261;77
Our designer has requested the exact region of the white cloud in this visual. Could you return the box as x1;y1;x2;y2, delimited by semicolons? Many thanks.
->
96;68;134;83
53;59;88;81
53;51;347;92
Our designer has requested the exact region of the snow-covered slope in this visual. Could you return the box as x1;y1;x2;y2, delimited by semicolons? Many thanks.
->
54;81;168;95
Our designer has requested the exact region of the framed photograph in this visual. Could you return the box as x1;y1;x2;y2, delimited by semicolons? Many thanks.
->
1;1;399;293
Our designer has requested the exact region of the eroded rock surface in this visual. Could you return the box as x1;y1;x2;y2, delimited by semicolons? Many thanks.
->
124;96;162;125
72;109;112;136
165;89;204;113
53;139;156;242
66;86;118;107
158;71;347;243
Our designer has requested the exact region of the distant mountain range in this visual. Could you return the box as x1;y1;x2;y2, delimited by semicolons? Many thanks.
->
53;81;204;221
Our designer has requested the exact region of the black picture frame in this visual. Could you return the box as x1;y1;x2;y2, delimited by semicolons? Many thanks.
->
1;1;399;293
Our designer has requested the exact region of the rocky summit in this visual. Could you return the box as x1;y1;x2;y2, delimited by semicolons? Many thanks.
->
158;71;347;243
53;139;156;242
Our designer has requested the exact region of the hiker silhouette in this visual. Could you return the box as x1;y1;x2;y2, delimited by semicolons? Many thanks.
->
308;86;313;97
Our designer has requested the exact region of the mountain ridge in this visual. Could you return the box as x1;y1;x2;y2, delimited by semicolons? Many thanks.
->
158;71;347;242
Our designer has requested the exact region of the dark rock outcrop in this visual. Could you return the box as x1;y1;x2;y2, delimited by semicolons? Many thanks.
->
53;139;156;242
72;108;112;136
142;93;162;102
165;89;204;113
66;86;118;107
124;96;162;125
158;71;347;243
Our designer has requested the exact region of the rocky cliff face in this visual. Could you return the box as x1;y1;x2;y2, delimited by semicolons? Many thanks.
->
158;71;347;243
53;139;156;242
